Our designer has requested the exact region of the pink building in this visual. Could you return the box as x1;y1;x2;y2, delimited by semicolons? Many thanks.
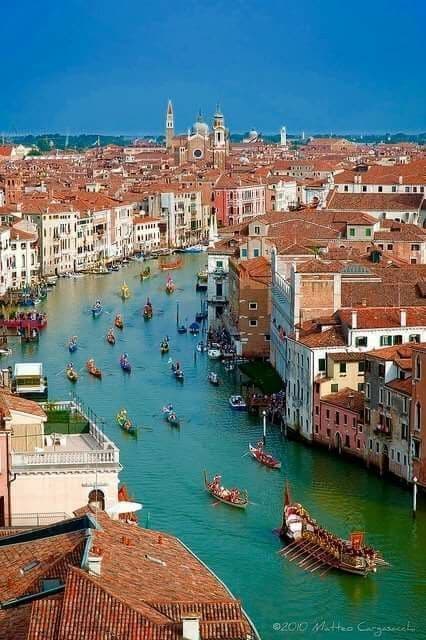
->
213;175;266;226
315;388;365;459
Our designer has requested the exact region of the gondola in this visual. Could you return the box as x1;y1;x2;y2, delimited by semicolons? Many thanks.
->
143;298;153;319
162;404;180;428
120;354;132;372
249;442;281;469
86;359;102;378
196;341;207;352
165;276;175;294
116;408;137;436
106;329;116;345
66;364;79;383
177;325;187;334
114;314;124;329
92;300;103;318
189;322;200;335
140;266;151;280
121;282;130;299
279;485;389;576
208;371;219;386
171;362;184;381
68;337;78;353
204;472;248;509
160;339;169;354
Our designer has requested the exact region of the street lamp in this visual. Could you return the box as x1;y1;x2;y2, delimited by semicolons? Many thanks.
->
413;476;418;518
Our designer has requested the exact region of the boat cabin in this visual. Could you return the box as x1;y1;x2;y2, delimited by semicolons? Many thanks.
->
12;363;48;400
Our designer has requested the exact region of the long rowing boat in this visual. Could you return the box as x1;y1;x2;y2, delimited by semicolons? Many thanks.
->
86;359;102;378
204;471;248;509
249;442;281;469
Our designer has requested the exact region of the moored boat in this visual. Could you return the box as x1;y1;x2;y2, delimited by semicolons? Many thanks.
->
121;281;131;300
66;363;79;383
229;395;247;411
204;472;248;509
177;324;187;334
208;371;219;386
106;329;116;345
189;322;200;335
249;442;281;469
120;353;131;372
116;408;137;436
68;336;78;353
208;344;221;359
196;341;207;353
279;486;388;576
114;314;124;329
86;359;102;378
92;300;103;318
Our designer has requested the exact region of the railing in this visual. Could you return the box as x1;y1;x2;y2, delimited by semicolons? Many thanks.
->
207;295;228;303
12;449;118;467
2;512;69;528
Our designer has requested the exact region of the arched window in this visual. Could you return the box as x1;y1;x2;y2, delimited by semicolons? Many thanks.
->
415;356;421;380
88;489;105;511
415;402;421;430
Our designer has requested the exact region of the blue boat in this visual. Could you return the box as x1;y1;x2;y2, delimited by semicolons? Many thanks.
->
189;322;200;335
68;337;78;353
92;300;103;318
120;353;131;373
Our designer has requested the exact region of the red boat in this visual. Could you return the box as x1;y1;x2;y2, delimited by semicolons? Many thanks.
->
86;359;102;378
249;442;281;470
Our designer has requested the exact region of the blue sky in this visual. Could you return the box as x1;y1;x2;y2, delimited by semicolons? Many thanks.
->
2;0;425;135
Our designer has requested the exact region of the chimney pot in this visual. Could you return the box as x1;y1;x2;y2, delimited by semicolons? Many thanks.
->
400;309;407;327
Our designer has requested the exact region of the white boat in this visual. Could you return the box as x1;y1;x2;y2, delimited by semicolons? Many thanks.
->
183;244;207;253
0;348;12;356
208;372;219;386
208;343;222;359
228;395;247;411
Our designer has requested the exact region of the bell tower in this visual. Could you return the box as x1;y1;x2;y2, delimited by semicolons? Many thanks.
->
212;104;227;171
165;99;174;150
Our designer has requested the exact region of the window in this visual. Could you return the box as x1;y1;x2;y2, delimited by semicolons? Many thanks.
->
249;319;258;327
391;449;394;460
401;423;408;440
413;440;420;459
409;334;420;343
393;335;402;345
365;383;370;400
358;361;365;373
216;260;223;268
344;415;348;425
397;451;401;463
315;425;319;433
387;244;393;250
380;335;392;347
241;248;247;257
249;302;258;310
378;364;385;378
339;362;347;375
411;244;420;251
345;435;350;447
331;383;338;393
414;402;421;430
368;439;373;450
254;226;261;234
335;412;340;424
415;356;421;379
362;185;367;192
318;358;326;372
315;405;319;415
365;228;372;237
264;334;270;341
355;336;368;347
379;388;384;404
253;248;260;257
344;185;348;192
378;186;383;192
349;228;355;237
376;442;380;453
326;409;330;419
358;383;364;392
392;185;397;192
357;439;361;449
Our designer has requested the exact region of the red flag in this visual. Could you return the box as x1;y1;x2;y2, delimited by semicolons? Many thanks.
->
350;531;364;550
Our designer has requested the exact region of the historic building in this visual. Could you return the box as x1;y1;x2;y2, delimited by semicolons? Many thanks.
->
166;102;229;170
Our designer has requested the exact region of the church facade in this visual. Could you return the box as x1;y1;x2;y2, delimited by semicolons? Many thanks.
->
165;101;229;170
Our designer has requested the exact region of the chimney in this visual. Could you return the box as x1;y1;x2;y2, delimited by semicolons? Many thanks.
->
361;298;367;307
182;616;200;640
88;547;102;577
351;310;357;329
400;309;407;327
398;175;403;185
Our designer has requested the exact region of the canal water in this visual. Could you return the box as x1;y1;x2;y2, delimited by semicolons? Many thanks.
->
9;256;426;639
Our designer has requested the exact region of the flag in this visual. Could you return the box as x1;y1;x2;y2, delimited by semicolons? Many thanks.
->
350;531;364;550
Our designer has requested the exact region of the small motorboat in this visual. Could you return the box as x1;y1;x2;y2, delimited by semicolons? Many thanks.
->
204;472;248;509
86;359;102;378
166;411;180;428
196;341;207;353
114;314;124;329
143;298;153;320
68;337;78;353
140;266;151;280
171;362;184;381
160;338;170;354
116;408;137;436
249;442;281;470
92;300;103;318
208;345;222;359
177;325;187;334
110;264;120;272
189;322;200;335
106;329;116;345
66;364;79;383
120;353;132;372
229;395;247;411
165;276;175;294
184;245;206;253
208;371;219;386
121;281;131;300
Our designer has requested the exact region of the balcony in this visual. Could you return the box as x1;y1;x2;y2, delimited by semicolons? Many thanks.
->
213;267;227;279
207;294;228;304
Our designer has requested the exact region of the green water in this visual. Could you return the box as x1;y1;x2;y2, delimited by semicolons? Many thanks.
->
10;256;426;639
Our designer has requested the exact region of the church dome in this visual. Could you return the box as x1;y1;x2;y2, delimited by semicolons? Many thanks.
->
249;129;258;139
192;111;209;137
